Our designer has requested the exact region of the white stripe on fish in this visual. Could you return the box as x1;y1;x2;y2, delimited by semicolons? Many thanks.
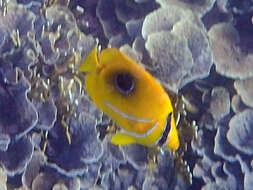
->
120;121;159;138
104;101;153;123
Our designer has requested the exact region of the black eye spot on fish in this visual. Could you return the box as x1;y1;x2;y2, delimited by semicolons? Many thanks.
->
115;72;135;95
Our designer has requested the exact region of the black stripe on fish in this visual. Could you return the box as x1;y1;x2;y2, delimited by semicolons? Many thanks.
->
158;112;172;147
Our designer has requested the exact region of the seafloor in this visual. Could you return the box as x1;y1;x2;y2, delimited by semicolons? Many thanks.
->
0;0;253;189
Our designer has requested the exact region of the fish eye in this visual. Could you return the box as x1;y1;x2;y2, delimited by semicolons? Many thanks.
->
114;72;135;95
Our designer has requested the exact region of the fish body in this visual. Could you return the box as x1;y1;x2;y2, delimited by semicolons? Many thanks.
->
79;46;179;150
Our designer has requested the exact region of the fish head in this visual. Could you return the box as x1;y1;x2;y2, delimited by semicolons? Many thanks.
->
80;46;174;135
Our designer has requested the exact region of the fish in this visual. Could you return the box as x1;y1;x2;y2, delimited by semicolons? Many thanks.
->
79;45;180;150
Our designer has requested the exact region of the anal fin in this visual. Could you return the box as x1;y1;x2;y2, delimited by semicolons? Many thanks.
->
111;132;136;145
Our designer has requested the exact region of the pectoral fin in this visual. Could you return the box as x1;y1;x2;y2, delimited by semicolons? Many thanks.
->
111;132;136;145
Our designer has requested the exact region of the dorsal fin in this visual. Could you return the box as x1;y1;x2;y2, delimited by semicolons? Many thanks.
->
79;45;99;73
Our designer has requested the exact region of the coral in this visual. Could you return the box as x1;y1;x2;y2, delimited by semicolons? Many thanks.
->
227;109;253;155
96;0;125;40
209;87;230;121
0;1;36;48
156;0;215;17
191;74;253;189
216;0;229;13
0;70;38;140
39;5;81;65
231;95;247;113
79;163;101;189
0;1;38;81
32;97;57;131
142;6;197;39
0;167;7;190
22;151;47;189
22;151;81;190
0;134;10;152
99;135;126;175
245;171;253;190
96;0;158;47
234;78;253;108
45;108;103;176
192;126;245;189
1;0;253;189
214;124;238;162
120;144;148;170
126;18;144;38
0;136;33;176
208;23;253;79
99;142;187;189
143;5;213;92
31;171;80;190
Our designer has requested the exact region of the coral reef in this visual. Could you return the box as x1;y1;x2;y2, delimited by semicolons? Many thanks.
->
156;0;215;17
0;70;38;140
0;0;253;189
142;4;213;93
0;167;7;190
208;23;253;79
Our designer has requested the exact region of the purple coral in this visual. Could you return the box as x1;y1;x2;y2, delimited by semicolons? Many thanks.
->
234;78;253;108
142;5;213;92
1;0;253;189
22;151;81;190
227;109;253;155
39;5;81;65
0;70;37;140
209;87;230;121
45;96;103;177
32;97;57;131
96;0;157;47
156;0;215;17
0;2;38;81
0;136;33;176
208;23;253;79
191;75;253;189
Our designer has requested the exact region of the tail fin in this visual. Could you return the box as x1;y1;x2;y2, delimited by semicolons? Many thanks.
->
79;45;98;73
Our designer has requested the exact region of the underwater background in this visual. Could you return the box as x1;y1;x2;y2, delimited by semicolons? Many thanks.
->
0;0;253;189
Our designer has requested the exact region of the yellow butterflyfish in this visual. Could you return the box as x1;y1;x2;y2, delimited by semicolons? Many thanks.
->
79;45;179;150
